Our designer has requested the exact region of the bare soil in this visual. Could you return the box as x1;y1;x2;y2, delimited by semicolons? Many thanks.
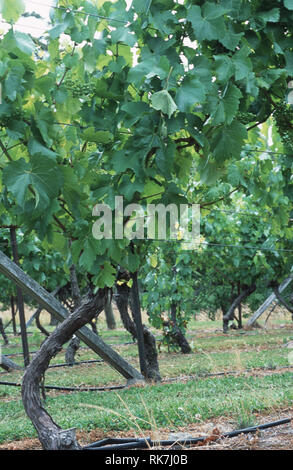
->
0;410;292;450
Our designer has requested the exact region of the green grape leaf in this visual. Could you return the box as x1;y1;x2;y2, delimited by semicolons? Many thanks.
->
0;0;25;23
94;262;116;288
206;83;242;125
3;156;63;210
132;0;152;13
4;71;23;101
257;8;280;23
83;128;113;143
187;3;227;41
28;138;57;159
79;238;97;272
127;55;170;85
155;140;175;178
111;27;137;47
232;46;252;81
121;251;140;273
151;90;177;118
211;121;247;162
284;0;293;9
176;76;206;112
121;101;150;126
213;55;234;83
118;175;144;202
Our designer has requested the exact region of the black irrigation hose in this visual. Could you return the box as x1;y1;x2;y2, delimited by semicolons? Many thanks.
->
48;359;104;369
163;364;293;383
0;380;126;392
0;364;292;389
0;359;104;373
84;417;292;450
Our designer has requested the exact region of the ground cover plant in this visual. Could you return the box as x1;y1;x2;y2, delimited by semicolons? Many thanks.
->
0;307;292;448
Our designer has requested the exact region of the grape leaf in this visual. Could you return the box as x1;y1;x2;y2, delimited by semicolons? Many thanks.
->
151;90;177;118
284;0;293;9
187;4;227;41
176;76;206;112
3;156;63;210
211;121;247;162
0;0;25;23
94;262;117;288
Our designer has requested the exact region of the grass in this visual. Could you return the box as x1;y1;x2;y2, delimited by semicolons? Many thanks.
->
0;305;292;445
0;372;292;444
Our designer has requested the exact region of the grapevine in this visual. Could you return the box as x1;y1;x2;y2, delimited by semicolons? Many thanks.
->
273;103;293;151
0;107;25;128
64;78;95;100
237;112;257;125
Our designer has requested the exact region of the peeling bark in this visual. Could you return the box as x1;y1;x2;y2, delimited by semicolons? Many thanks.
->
35;309;50;338
168;302;192;354
65;336;80;365
64;265;82;365
21;289;106;450
0;317;9;345
115;271;161;382
223;285;256;333
0;354;22;371
104;290;116;330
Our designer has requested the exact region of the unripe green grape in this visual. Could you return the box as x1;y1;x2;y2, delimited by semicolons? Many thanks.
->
237;111;257;125
274;103;293;150
64;78;94;99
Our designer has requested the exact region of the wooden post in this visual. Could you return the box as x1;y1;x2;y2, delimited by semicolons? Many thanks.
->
10;295;17;335
0;249;144;381
9;228;30;367
247;274;293;327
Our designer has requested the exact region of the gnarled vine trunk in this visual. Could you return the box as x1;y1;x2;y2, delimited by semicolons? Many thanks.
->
115;271;161;382
167;302;192;354
35;308;50;338
64;264;82;365
223;285;256;333
0;317;9;345
0;353;22;371
65;336;80;365
104;290;116;330
22;289;106;450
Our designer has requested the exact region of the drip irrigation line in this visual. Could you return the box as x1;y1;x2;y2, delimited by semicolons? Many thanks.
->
84;417;292;450
48;359;104;368
162;364;293;384
0;380;126;392
0;364;291;390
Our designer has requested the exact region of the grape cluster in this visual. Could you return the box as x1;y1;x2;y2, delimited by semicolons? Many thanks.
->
0;108;24;128
237;111;257;125
274;103;293;151
64;78;95;99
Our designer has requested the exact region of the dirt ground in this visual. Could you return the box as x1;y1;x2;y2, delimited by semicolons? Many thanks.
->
0;410;292;450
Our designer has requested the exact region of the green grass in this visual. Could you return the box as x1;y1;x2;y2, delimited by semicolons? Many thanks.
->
0;372;292;444
0;311;292;445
